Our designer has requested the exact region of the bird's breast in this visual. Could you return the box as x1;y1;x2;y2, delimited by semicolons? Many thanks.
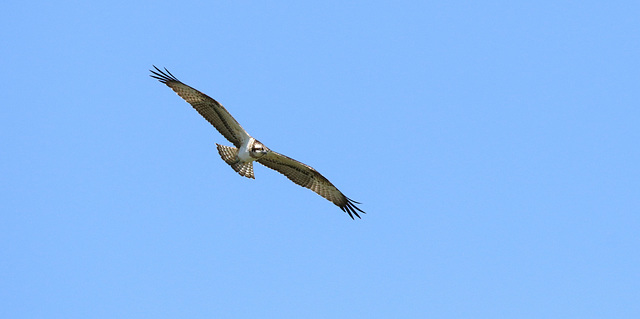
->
237;138;255;162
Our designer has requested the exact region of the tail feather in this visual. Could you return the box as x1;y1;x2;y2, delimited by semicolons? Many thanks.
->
216;143;238;164
233;161;254;179
216;144;255;179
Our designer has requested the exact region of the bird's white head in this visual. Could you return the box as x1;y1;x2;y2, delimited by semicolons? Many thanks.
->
250;139;269;159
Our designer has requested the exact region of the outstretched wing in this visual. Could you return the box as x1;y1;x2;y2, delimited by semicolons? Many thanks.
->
257;151;365;219
150;66;250;147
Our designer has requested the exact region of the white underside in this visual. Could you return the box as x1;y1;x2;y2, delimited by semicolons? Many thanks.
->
237;137;255;163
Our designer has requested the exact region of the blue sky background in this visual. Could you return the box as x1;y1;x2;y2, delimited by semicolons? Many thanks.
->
1;1;638;318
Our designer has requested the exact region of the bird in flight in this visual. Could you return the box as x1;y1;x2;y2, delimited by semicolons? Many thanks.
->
150;66;365;219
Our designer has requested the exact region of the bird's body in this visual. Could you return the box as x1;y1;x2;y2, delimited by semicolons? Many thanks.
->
150;66;365;219
237;138;256;163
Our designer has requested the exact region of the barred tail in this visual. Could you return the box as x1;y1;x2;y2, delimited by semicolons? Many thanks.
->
216;144;255;179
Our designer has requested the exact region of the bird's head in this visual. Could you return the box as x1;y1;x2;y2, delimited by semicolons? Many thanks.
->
250;140;269;158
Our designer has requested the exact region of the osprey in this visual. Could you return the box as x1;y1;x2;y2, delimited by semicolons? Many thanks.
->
150;66;365;219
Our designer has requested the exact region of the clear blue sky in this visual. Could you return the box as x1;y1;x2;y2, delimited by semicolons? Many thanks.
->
1;1;638;318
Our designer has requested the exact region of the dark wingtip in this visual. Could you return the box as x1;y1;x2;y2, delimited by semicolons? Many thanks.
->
340;197;365;220
149;65;181;84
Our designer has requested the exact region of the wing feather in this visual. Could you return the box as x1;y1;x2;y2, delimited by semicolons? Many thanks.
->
257;151;365;219
150;66;249;147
